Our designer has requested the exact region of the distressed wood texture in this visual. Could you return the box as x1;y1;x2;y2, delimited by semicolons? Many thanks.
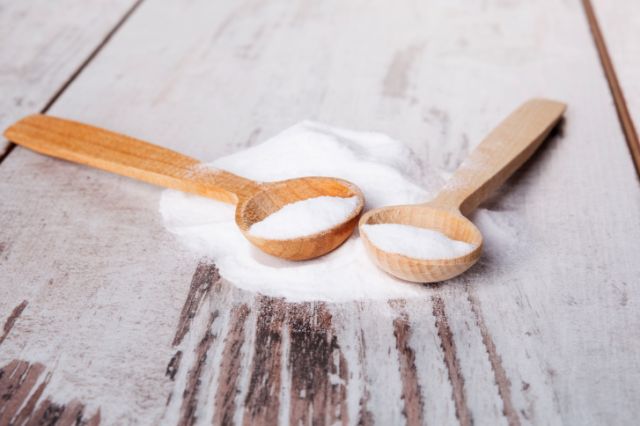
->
1;0;640;425
359;99;566;283
0;0;137;155
589;0;640;173
4;114;364;261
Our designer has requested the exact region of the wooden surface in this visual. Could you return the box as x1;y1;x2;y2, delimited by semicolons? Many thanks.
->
359;99;566;283
5;114;364;260
588;0;640;175
1;1;639;425
0;0;138;156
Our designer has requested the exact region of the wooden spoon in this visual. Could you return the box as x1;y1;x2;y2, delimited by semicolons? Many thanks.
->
359;98;566;282
4;115;364;260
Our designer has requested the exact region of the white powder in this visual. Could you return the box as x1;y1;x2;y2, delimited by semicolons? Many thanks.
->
362;223;475;260
159;121;456;302
248;196;360;240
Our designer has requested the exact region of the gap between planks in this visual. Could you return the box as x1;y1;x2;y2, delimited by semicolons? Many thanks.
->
581;0;640;179
0;0;147;166
3;0;638;182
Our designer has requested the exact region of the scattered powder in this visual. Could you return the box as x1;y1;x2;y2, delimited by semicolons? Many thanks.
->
248;196;360;240
159;121;504;302
362;223;475;260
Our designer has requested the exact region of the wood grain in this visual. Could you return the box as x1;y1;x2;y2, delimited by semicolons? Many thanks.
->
391;304;425;426
0;300;27;346
213;304;250;426
179;311;219;426
286;303;349;426
242;297;286;426
432;295;472;426
359;99;566;283
1;0;639;424
0;359;101;425
429;99;566;216
4;115;260;203
587;0;640;177
467;289;520;426
0;0;139;156
172;261;221;347
4;114;365;260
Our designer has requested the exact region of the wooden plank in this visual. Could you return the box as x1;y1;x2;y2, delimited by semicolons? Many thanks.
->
1;0;639;425
587;0;640;175
0;0;138;156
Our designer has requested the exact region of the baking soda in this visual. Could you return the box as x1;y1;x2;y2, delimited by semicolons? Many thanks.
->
159;121;502;302
248;196;359;239
362;223;475;259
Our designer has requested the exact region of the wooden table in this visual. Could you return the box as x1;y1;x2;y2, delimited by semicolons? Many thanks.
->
1;1;639;425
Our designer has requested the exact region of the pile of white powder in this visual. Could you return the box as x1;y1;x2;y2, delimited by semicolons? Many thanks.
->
248;195;360;239
362;223;475;259
159;121;514;302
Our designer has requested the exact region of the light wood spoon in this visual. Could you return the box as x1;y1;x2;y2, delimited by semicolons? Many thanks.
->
359;98;566;282
4;115;364;260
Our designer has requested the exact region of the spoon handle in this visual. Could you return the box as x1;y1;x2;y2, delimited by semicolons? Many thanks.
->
4;114;260;204
431;98;566;215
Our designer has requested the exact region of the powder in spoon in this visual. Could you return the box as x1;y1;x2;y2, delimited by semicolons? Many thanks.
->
159;121;507;302
362;223;475;259
248;196;359;239
160;121;436;302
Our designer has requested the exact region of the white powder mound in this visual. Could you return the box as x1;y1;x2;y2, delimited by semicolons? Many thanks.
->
159;121;445;302
248;196;360;240
362;223;475;260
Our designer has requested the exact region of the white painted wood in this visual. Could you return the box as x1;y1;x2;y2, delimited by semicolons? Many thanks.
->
591;0;640;136
1;0;639;425
0;0;136;154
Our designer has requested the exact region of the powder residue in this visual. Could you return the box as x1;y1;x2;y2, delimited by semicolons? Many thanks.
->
160;121;446;302
362;223;475;259
248;196;359;240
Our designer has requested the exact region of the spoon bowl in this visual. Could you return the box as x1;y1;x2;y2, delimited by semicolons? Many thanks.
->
359;98;566;282
4;115;364;261
359;204;482;282
237;176;364;260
